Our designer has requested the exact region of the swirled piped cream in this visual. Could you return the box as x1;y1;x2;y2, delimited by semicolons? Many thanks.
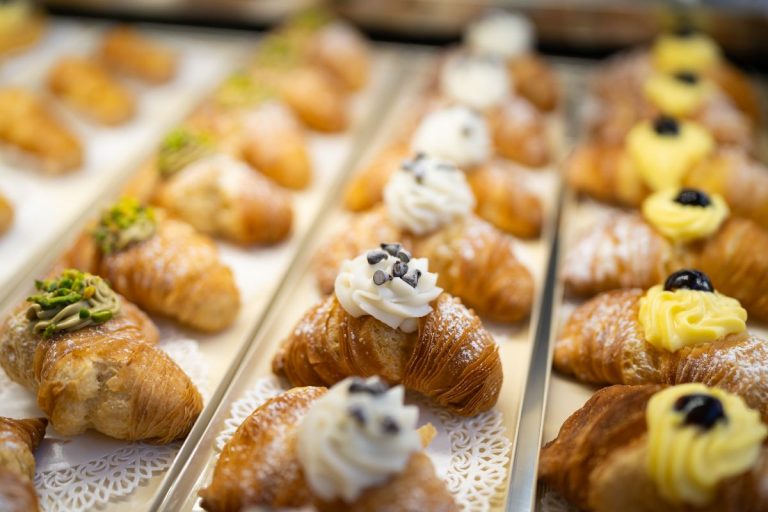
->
464;11;534;58
334;245;442;333
653;31;722;74
440;55;511;111
638;285;747;352
383;154;475;236
626;117;714;191
411;105;491;168
647;384;767;506
297;377;421;502
644;72;714;118
642;188;729;243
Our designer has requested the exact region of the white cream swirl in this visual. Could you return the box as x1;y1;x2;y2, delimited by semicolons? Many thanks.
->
440;55;511;111
334;246;443;333
297;377;421;503
410;105;491;168
464;11;534;58
384;154;475;236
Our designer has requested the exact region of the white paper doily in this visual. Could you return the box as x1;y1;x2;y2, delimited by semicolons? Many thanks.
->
0;337;208;512
207;377;512;512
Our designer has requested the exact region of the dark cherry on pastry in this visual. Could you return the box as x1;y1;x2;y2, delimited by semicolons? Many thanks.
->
674;394;726;429
653;115;680;136
663;269;715;292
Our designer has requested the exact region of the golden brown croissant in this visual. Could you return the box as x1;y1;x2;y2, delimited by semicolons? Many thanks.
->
152;153;293;245
488;96;551;168
274;65;348;133
564;214;768;321
64;204;240;332
99;25;177;84
0;277;201;442
313;209;533;323
555;288;768;422
305;20;370;91
47;56;135;125
540;384;768;512
0;192;12;235
0;88;82;173
0;416;46;512
508;53;560;113
0;2;45;56
273;293;502;416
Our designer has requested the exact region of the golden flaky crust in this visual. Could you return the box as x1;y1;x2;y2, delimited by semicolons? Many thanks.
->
99;26;176;84
0;88;82;173
509;53;560;113
313;208;533;322
199;387;326;511
489;96;551;168
0;193;12;236
0;299;202;443
0;469;39;512
540;385;768;512
275;66;348;133
64;217;240;332
273;294;502;416
555;289;768;422
0;417;47;480
0;11;45;57
562;214;768;322
307;21;371;92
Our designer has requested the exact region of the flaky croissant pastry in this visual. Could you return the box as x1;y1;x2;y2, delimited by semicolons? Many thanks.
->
99;25;177;84
274;65;348;133
47;56;135;125
540;384;768;512
0;88;82;173
0;270;202;442
64;199;240;332
0;192;12;235
0;416;46;512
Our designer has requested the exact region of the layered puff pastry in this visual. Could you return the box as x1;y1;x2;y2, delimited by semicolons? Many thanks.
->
315;154;534;323
0;416;47;512
540;384;768;512
0;88;82;173
0;192;12;236
199;377;457;512
63;198;240;332
47;56;136;125
99;25;177;84
563;187;768;322
0;0;45;56
556;268;768;422
274;245;503;417
566;115;768;231
344;105;544;239
0;269;202;442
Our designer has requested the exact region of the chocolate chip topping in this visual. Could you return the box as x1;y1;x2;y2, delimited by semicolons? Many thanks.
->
373;270;390;286
461;124;473;138
392;261;408;278
349;379;388;396
381;416;400;435
674;71;699;85
401;269;422;289
348;405;367;425
367;250;389;265
674;188;711;207
380;243;402;256
653;116;680;136
396;251;411;263
664;269;714;293
674;393;727;430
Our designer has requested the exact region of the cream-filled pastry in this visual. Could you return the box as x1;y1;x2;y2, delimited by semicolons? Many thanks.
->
410;105;491;169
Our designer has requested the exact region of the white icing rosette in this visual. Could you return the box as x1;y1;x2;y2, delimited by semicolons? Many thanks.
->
411;106;491;168
441;55;511;111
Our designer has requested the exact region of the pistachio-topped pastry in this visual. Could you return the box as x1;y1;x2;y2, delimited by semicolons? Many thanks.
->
646;384;767;506
642;187;729;243
643;71;714;117
157;128;214;178
334;245;442;333
214;72;278;109
92;197;157;254
26;269;120;338
638;269;747;352
410;105;491;169
440;54;511;111
652;29;722;74
626;116;714;191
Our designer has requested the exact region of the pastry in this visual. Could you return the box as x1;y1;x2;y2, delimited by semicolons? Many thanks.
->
540;384;768;511
152;148;293;245
63;198;240;332
555;268;768;421
199;377;457;512
0;192;12;235
344;105;544;238
566;115;768;230
0;416;46;512
0;0;45;56
0;88;82;173
563;187;768;321
274;245;503;416
99;25;177;84
315;154;534;322
47;56;136;125
0;269;202;442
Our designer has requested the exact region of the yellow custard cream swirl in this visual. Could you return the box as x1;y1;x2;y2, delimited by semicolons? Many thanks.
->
647;384;767;506
642;188;729;243
639;285;746;352
644;72;714;118
653;32;722;74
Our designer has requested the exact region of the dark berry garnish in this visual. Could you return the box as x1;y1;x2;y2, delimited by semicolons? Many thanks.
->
367;250;389;265
380;243;402;256
392;261;408;278
674;71;699;85
348;405;367;425
373;270;389;286
396;250;411;263
674;188;711;207
674;394;727;430
653;116;680;136
349;379;388;395
664;269;714;292
381;416;400;435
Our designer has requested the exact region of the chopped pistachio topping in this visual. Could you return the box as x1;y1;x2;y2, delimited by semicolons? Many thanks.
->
215;71;278;108
157;128;214;177
286;7;332;32
252;33;302;69
26;269;120;338
92;197;157;255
